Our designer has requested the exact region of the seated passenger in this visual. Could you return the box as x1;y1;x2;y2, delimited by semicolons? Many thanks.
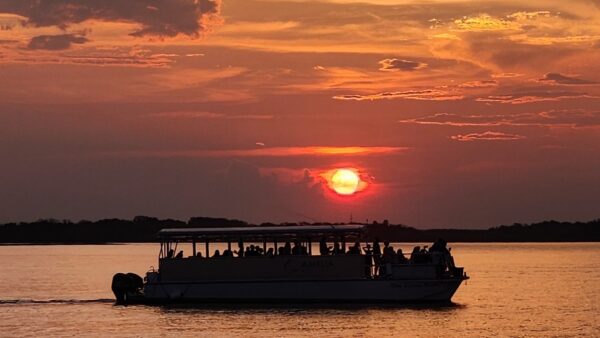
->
212;249;221;258
410;246;421;263
196;251;203;257
420;246;432;263
382;241;395;263
431;238;450;252
319;237;331;256
282;241;292;255
347;242;361;255
430;238;455;269
332;242;343;255
292;241;302;255
266;248;274;257
396;248;408;264
235;240;244;258
175;250;184;258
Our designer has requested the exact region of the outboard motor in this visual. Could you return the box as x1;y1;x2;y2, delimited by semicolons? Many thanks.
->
111;272;144;304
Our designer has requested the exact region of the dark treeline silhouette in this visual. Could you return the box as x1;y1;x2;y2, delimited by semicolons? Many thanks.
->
0;217;598;244
366;219;600;242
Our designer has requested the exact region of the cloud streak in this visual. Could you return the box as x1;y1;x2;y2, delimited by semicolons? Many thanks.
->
476;91;599;104
378;58;427;72
27;34;89;50
150;111;274;120
333;89;463;101
451;131;526;142
398;111;600;129
538;73;597;85
109;146;407;158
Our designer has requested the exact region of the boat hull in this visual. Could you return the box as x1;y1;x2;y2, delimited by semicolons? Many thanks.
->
137;278;466;304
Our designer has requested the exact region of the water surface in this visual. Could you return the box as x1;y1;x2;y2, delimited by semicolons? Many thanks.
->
1;243;598;337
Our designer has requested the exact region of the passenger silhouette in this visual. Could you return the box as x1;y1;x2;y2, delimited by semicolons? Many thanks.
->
372;238;382;275
266;248;274;257
319;237;331;256
235;239;244;258
175;250;183;258
363;244;373;277
396;248;408;264
347;241;361;255
410;246;421;263
292;241;299;255
283;241;292;255
332;241;342;255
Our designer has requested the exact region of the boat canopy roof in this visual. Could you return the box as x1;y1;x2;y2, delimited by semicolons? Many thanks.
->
157;224;366;241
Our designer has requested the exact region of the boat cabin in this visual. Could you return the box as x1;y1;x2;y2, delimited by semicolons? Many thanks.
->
156;224;372;282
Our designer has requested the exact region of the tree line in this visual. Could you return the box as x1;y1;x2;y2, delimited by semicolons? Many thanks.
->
0;216;598;244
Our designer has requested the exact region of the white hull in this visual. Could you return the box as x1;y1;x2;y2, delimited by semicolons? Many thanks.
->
142;278;465;303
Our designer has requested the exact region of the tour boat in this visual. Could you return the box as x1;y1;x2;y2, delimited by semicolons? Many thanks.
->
111;224;468;304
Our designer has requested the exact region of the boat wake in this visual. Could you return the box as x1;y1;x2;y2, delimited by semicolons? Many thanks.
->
0;298;114;305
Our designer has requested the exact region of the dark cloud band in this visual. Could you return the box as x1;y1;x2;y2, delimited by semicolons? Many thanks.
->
0;0;220;37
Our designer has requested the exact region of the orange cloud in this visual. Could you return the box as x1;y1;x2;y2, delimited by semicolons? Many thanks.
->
451;131;526;141
398;111;600;129
538;73;597;85
333;89;463;101
109;146;407;158
149;111;273;120
476;92;599;104
378;58;427;72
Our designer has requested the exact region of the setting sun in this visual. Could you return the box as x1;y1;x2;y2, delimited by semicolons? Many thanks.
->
330;169;360;195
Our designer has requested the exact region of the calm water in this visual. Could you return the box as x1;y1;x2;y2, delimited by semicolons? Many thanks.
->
0;243;598;337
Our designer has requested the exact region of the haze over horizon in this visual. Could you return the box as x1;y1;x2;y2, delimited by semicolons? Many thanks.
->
1;0;599;228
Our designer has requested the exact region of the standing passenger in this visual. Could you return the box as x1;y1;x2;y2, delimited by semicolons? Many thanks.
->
373;238;382;276
363;244;373;278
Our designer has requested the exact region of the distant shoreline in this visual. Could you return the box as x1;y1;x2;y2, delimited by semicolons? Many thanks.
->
1;217;598;244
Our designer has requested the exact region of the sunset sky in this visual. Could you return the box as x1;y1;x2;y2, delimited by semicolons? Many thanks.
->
1;0;599;228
